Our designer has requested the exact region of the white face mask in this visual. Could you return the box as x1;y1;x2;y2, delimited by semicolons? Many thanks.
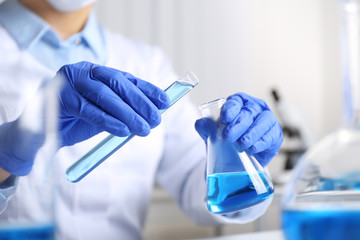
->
46;0;97;12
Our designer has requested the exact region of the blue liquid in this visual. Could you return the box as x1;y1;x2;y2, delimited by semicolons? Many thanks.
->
282;209;360;240
0;223;55;240
66;81;196;183
318;172;360;191
207;172;274;214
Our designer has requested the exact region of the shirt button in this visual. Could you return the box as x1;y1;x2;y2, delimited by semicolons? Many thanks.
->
74;37;82;45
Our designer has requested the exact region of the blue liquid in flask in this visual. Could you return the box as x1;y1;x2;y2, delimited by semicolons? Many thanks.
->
207;172;274;214
0;223;55;240
282;209;360;240
66;80;196;183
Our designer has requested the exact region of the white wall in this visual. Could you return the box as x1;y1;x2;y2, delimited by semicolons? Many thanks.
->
95;1;344;238
95;0;343;141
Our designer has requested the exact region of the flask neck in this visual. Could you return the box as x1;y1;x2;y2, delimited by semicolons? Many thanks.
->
199;98;226;119
340;0;360;128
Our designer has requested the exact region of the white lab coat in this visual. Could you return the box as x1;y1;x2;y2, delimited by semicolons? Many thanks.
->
0;25;272;240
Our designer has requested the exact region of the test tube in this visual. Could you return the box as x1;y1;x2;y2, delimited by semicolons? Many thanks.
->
65;72;199;182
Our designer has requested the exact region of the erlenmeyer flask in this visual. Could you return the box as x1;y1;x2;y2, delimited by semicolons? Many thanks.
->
199;98;274;214
281;1;360;239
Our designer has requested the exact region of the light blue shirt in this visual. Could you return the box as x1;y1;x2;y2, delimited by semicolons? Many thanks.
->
0;0;107;71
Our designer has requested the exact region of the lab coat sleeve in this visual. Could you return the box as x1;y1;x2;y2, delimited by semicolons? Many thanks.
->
0;175;18;214
153;49;272;225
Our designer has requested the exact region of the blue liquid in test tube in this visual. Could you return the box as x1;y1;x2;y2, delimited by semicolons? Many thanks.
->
66;72;199;183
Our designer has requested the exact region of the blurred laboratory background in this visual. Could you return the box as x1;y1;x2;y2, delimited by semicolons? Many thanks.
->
95;0;343;239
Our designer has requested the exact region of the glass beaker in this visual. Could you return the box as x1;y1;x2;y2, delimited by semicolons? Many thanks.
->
0;79;59;239
199;98;274;214
281;1;360;239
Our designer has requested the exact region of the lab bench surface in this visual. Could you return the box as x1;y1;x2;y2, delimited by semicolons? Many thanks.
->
144;185;284;240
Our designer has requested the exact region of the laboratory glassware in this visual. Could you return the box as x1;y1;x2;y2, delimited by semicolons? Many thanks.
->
66;72;199;183
281;1;360;239
0;79;59;240
199;98;274;214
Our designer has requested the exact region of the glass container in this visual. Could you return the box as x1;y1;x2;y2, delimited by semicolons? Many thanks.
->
281;1;360;239
0;79;60;239
199;98;274;214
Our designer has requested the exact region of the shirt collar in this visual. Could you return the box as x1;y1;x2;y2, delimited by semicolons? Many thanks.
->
0;0;105;58
80;12;105;59
0;0;50;50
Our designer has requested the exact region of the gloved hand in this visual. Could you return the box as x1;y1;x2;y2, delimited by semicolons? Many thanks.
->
195;93;283;167
0;61;170;176
58;61;170;146
0;120;45;176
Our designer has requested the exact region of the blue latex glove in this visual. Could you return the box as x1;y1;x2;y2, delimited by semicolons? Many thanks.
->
0;120;45;176
0;61;170;176
195;93;283;167
58;61;170;146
